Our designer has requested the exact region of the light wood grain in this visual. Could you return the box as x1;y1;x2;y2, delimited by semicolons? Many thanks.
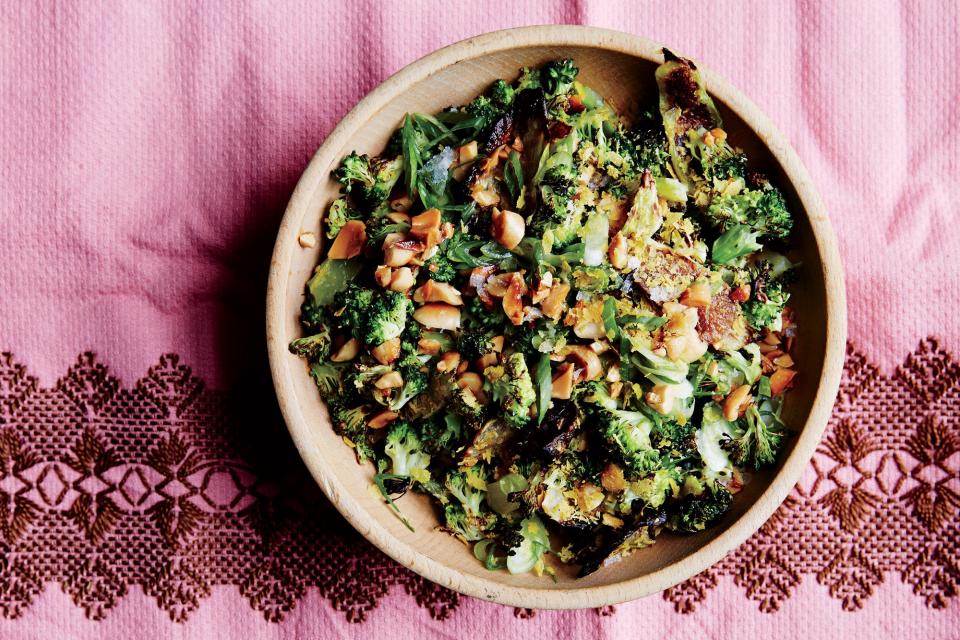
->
265;26;846;609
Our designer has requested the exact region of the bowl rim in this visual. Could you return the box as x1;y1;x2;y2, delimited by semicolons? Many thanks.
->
266;24;847;609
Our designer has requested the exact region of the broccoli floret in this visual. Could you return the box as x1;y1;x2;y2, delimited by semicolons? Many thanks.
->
529;166;581;246
668;483;733;533
333;152;402;207
608;119;670;177
384;421;431;483
309;361;343;397
743;260;793;331
420;413;468;456
463;296;508;331
536;455;603;529
451;385;484;425
299;296;327;332
335;285;411;346
485;353;536;428
330;404;373;462
600;411;660;472
443;503;495;542
466;94;501;132
490;79;515;108
515;67;542;92
542;59;578;97
581;382;661;472
699;140;747;181
389;340;430;411
457;329;493;361
326;197;362;239
288;325;331;360
422;248;457;283
705;179;793;239
722;402;787;470
442;468;497;541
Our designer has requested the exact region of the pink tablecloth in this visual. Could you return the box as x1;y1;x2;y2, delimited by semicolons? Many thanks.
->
1;1;958;638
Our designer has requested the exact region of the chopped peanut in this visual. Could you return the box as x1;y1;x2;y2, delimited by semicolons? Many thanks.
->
457;140;478;163
606;362;621;383
502;272;528;325
414;280;463;305
646;383;685;416
367;410;399;430
608;233;628;269
600;463;626;493
770;368;797;395
484;273;511;297
437;351;461;373
680;282;712;308
491;208;526;250
327;220;366;259
531;271;554;304
540;281;570;321
664;308;709;363
773;354;795;368
389;192;413;212
475;352;498;370
383;237;417;267
457;372;487;403
330;338;359;362
413;303;461;330
374;265;393;288
410;208;442;239
386;212;411;224
389;267;415;292
723;384;753;421
566;345;602;381
298;231;317;248
371;337;401;365
418;337;442;355
490;336;505;352
375;371;403;389
551;362;575;399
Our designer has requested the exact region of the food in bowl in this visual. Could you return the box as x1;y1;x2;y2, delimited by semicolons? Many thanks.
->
289;51;799;577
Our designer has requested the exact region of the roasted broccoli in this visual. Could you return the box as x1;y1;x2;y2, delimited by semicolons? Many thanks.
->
330;403;373;462
457;329;493;361
542;59;578;97
325;197;362;239
490;79;515;108
668;483;732;533
743;259;793;331
288;325;331;360
485;353;536;428
443;468;497;541
384;421;431;483
422;248;458;283
608;118;670;178
722;402;788;470
334;285;411;346
705;179;793;239
515;67;542;92
333;152;403;207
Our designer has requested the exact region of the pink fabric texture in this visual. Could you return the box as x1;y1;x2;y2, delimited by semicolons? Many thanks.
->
0;0;958;638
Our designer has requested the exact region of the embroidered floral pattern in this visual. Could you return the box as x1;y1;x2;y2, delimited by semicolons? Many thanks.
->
0;338;954;622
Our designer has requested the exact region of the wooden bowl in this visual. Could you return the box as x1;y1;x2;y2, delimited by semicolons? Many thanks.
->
266;26;846;609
